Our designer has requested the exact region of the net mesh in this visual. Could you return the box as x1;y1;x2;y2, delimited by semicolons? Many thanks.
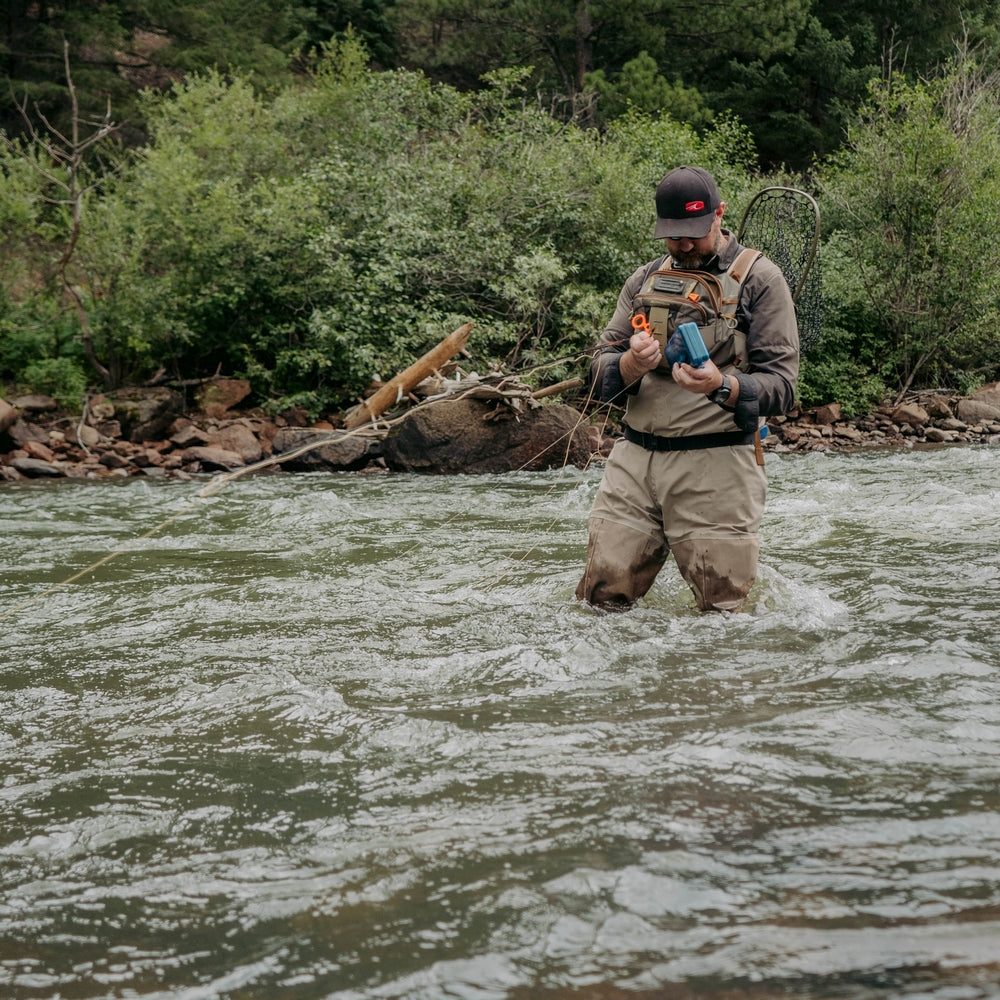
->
738;187;823;354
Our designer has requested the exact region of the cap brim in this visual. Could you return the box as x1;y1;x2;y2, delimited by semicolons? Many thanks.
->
654;214;714;239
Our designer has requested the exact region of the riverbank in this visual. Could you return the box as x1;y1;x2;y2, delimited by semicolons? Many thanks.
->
2;378;1000;482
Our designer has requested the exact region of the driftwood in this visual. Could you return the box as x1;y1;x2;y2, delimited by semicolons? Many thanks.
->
344;323;473;429
531;377;584;399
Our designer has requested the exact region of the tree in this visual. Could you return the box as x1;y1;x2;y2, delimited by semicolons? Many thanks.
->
1;41;120;389
391;0;809;106
818;41;1000;400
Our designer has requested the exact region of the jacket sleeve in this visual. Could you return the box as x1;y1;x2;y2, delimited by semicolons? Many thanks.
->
734;256;800;419
588;264;653;404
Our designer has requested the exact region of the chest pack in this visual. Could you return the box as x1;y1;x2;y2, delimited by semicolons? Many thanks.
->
632;247;761;373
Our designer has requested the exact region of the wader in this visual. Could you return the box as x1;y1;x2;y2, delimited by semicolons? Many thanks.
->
575;438;766;612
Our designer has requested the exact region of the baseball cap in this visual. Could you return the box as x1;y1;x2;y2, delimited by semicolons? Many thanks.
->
653;165;721;239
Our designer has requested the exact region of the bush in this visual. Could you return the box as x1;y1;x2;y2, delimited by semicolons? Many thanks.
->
18;356;89;410
2;38;780;415
817;48;1000;400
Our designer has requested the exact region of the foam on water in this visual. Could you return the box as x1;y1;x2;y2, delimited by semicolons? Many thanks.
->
2;449;1000;999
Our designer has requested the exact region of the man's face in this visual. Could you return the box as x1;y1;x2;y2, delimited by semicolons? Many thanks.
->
665;206;725;268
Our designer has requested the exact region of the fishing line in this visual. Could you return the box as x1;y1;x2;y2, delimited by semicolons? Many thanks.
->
0;362;611;621
0;421;385;623
469;375;621;593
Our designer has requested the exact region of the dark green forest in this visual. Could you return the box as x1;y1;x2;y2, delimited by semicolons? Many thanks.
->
3;0;1000;418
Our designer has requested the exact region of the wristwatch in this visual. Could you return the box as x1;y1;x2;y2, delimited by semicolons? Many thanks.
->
709;375;731;405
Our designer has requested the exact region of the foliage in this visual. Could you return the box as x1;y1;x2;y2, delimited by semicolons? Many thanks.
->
817;44;1000;400
17;357;89;410
6;15;1000;420
2;39;766;416
584;52;714;130
5;0;1000;173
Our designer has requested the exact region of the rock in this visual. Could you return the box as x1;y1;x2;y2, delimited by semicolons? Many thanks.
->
10;456;64;477
276;406;311;428
206;421;263;464
0;398;18;435
956;397;1000;424
271;426;374;472
89;399;116;420
923;393;953;419
970;381;1000;409
924;427;956;443
193;377;251;418
77;424;101;448
23;440;55;462
99;451;132;469
833;424;863;441
5;419;50;448
775;425;804;444
170;422;211;447
108;387;185;443
381;398;591;474
254;419;279;455
96;420;122;439
937;417;967;431
180;446;246;470
813;402;842;425
892;402;930;426
10;394;58;413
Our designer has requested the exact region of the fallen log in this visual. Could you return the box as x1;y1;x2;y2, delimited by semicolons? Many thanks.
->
343;323;473;429
531;377;584;400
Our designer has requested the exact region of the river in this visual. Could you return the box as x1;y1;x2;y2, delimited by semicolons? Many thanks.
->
2;445;999;999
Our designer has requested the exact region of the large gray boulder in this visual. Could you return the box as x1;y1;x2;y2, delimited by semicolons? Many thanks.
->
381;398;592;474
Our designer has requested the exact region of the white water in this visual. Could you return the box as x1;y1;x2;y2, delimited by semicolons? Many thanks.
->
2;446;999;999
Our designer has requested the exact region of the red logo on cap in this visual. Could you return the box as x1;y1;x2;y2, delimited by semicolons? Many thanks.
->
685;200;705;213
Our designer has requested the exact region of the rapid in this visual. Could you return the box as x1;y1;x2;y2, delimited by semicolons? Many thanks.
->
2;444;999;999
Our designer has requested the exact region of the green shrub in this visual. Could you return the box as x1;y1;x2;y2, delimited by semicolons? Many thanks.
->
18;356;89;410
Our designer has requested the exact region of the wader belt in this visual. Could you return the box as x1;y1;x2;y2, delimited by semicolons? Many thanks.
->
623;423;756;452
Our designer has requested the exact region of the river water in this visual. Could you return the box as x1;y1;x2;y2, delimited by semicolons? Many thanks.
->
2;445;1000;1000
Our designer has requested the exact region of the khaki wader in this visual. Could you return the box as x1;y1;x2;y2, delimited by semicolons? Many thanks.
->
575;439;766;612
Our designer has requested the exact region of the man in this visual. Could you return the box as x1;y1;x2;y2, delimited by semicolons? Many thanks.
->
576;165;799;612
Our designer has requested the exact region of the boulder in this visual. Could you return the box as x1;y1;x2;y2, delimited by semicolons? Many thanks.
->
5;419;50;448
970;381;1000;409
194;377;251;418
170;422;211;448
812;402;842;425
891;402;930;426
108;387;185;443
0;397;18;435
206;421;263;463
23;440;55;462
180;446;246;470
381;398;591;474
77;424;101;448
925;427;957;443
956;397;1000;425
271;426;374;472
10;456;64;477
923;393;954;419
10;394;58;413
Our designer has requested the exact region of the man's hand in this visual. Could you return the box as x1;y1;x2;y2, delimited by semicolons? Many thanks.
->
619;331;662;384
672;358;737;402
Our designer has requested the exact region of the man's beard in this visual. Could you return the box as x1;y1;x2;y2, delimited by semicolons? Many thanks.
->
672;230;723;269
